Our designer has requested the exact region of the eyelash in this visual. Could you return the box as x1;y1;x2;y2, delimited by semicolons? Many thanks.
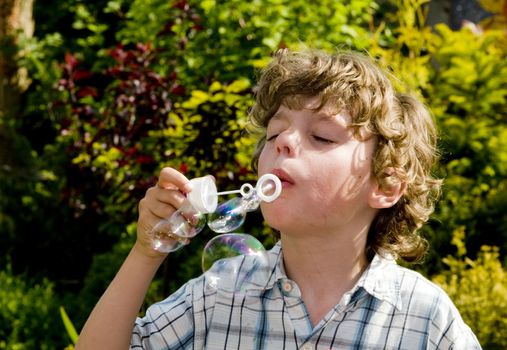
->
313;135;334;144
266;134;334;144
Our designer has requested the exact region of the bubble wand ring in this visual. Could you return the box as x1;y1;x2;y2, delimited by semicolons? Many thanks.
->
255;173;282;202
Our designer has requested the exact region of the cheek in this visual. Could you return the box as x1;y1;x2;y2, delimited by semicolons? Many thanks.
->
306;172;347;213
351;141;374;175
307;153;371;206
260;201;290;231
257;146;271;174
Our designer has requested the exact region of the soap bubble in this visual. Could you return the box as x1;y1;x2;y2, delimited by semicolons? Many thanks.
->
202;233;271;292
201;233;265;270
150;203;207;253
207;197;250;233
207;182;267;234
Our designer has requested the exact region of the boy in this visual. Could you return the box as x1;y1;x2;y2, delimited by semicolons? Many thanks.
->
75;49;481;349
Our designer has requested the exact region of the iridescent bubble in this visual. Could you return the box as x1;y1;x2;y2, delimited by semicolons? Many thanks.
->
151;205;207;253
207;179;270;233
202;233;271;292
207;197;248;233
202;233;264;270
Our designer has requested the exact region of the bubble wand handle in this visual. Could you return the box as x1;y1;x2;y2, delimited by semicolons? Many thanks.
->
216;189;243;196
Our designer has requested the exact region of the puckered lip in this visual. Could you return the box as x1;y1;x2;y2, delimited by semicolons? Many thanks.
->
270;168;295;185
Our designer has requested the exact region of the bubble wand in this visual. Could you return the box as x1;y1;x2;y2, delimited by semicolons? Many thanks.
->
150;174;282;253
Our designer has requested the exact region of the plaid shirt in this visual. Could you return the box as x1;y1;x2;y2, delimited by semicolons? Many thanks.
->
132;241;481;349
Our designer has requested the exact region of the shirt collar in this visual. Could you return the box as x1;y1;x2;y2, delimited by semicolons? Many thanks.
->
267;242;403;310
354;253;403;310
268;241;285;282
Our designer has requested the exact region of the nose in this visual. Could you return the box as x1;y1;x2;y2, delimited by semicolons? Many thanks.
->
275;129;299;156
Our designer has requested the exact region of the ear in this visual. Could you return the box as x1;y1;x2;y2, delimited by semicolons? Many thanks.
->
368;178;406;209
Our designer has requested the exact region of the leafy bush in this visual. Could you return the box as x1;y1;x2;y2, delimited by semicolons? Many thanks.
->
428;24;507;261
432;227;507;348
0;268;66;349
116;0;377;83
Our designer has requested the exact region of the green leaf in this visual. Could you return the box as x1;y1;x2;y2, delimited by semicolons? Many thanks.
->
60;306;79;345
181;90;209;109
225;78;250;93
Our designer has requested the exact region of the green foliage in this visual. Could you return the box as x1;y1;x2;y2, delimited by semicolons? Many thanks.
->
432;227;507;348
0;119;71;282
0;268;66;349
369;0;436;93
0;121;36;246
33;0;127;61
117;0;377;84
429;24;507;263
167;78;256;179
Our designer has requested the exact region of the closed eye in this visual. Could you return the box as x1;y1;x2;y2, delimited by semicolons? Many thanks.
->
313;135;334;144
266;134;278;142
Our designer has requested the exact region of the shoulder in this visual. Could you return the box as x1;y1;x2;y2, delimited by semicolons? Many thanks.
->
363;254;448;311
391;263;459;318
391;264;481;348
394;264;449;306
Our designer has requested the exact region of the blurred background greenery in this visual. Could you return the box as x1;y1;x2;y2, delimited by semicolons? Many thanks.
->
0;0;506;348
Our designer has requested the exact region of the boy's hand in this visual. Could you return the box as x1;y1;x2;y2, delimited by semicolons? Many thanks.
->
135;167;193;259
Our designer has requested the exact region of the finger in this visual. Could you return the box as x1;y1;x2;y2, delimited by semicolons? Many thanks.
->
146;198;179;220
139;190;181;221
157;167;193;193
145;185;187;207
138;199;171;235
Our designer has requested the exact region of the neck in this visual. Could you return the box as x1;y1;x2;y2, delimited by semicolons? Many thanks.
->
279;226;370;325
281;229;369;286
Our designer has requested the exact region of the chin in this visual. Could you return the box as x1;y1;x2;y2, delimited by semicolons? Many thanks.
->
260;204;293;232
260;204;279;224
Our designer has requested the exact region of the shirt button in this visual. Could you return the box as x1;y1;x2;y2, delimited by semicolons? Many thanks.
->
301;343;313;350
282;281;293;293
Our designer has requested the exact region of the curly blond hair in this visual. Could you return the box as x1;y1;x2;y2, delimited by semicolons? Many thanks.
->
248;49;442;263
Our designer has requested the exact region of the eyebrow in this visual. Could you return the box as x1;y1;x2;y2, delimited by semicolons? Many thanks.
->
270;110;284;121
314;113;350;128
272;109;350;128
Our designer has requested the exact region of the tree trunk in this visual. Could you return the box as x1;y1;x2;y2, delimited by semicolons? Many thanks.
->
0;0;34;174
0;0;34;118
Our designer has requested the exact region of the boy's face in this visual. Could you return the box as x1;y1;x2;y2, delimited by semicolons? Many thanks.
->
258;96;379;236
